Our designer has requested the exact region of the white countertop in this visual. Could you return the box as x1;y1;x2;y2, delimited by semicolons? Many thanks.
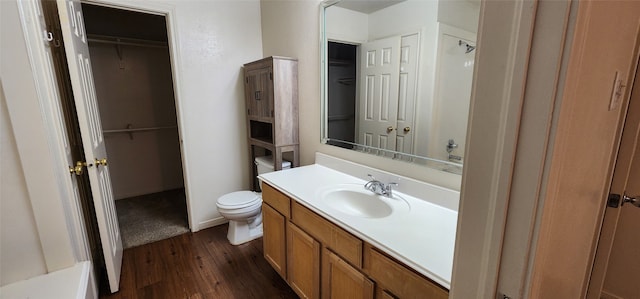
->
259;164;458;289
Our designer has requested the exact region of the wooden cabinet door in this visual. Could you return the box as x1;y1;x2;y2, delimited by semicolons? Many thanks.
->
364;246;448;299
245;66;273;119
322;249;374;299
262;203;286;279
287;222;320;299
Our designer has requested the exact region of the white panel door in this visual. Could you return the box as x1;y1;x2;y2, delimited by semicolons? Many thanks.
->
41;0;93;260
395;33;420;157
56;0;122;293
358;36;401;154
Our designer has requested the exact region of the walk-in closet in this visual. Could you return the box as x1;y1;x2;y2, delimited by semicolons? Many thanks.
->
82;3;187;248
327;41;357;148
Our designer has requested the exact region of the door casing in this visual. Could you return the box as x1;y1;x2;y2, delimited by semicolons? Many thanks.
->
81;0;193;230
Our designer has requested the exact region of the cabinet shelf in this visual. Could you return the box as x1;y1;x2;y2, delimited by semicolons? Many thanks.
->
249;138;276;151
244;56;300;191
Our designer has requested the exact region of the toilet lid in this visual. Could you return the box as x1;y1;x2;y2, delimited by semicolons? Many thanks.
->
217;191;261;207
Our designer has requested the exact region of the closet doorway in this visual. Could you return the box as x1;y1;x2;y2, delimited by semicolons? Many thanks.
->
82;3;188;249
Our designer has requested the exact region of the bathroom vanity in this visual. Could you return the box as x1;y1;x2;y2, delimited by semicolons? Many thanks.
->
258;154;459;298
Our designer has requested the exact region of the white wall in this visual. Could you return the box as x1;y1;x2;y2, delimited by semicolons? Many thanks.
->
325;6;368;43
0;83;48;286
166;0;263;230
89;44;184;200
261;0;461;190
91;0;266;229
438;0;480;34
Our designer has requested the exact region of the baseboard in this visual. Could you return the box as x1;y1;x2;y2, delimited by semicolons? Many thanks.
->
114;186;185;200
601;290;624;299
196;216;228;232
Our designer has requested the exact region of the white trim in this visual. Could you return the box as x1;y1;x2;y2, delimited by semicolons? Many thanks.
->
198;217;229;231
83;0;195;231
15;0;89;265
450;0;536;298
498;1;576;297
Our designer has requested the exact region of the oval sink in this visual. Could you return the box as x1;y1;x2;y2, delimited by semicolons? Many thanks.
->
323;189;393;218
317;184;410;219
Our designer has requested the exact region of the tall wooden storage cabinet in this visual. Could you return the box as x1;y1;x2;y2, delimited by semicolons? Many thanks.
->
243;56;299;190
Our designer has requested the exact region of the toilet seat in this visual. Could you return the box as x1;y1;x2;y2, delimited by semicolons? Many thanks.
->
217;200;262;216
216;191;260;209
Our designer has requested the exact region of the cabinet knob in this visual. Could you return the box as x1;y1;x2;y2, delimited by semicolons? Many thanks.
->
387;126;394;133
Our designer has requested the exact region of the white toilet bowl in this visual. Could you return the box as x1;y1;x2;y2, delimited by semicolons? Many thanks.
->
216;156;291;245
216;191;263;245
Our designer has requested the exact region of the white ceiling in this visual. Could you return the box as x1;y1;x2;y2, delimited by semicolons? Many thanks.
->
334;0;407;14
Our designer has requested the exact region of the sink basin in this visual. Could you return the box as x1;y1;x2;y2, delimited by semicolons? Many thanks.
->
323;189;392;218
318;184;410;219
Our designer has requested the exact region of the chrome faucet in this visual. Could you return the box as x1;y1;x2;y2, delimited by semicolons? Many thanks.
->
364;174;398;198
446;139;462;162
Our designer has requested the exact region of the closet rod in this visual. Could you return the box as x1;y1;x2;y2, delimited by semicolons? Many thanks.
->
87;34;168;49
103;125;177;134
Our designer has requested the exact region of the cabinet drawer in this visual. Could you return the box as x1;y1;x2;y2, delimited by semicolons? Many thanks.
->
364;246;448;299
262;183;290;218
291;201;363;268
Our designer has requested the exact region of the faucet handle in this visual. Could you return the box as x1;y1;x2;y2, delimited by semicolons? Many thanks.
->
384;182;399;197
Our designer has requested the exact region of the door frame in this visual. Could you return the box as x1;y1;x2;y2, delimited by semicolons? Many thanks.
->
83;0;194;230
587;51;640;299
81;0;198;231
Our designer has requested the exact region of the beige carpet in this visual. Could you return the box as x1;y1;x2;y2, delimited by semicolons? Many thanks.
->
115;188;189;249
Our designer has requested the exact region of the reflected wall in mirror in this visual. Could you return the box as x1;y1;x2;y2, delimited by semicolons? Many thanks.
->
322;0;480;174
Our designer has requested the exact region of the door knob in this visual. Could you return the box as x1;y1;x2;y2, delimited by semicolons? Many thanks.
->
403;127;411;133
95;158;108;167
387;126;394;133
622;194;639;208
69;161;88;176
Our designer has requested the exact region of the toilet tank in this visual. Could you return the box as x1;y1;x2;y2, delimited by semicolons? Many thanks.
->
255;156;291;175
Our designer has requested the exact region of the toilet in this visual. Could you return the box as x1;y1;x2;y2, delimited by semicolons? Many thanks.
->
216;156;291;245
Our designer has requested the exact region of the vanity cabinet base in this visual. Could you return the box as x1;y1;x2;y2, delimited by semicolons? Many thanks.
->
261;183;449;299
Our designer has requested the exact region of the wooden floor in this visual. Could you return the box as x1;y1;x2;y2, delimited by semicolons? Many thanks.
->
100;224;298;299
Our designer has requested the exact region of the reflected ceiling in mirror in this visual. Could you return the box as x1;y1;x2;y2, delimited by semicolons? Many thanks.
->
321;0;480;174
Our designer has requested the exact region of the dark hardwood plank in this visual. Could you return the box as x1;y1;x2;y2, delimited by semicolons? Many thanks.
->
100;224;297;299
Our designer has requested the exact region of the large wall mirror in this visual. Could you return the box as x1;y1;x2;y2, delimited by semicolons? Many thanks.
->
321;0;480;174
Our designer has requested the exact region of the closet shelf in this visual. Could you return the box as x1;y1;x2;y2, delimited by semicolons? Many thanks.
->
336;78;355;85
328;114;354;121
102;126;178;133
103;125;177;140
103;125;177;134
329;59;353;66
87;34;168;48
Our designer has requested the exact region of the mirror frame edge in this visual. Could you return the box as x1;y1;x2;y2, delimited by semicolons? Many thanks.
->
319;0;338;144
